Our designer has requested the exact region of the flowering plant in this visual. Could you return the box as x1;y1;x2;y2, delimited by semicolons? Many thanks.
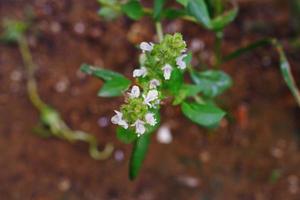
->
82;33;229;179
82;0;300;180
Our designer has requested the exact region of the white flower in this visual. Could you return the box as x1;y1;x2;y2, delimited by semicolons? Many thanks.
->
149;79;160;89
128;85;140;98
162;64;173;80
133;66;147;78
176;54;187;69
132;119;146;136
145;113;156;126
111;110;128;129
143;90;159;107
140;42;154;53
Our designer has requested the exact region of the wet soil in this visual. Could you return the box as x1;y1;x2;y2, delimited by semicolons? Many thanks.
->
0;0;300;199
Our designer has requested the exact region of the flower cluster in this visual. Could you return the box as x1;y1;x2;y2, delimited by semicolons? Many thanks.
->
111;33;187;136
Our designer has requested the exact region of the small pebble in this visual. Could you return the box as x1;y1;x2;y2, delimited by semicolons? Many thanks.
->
50;21;61;33
74;22;85;35
262;56;272;67
190;39;205;52
270;147;283;159
177;176;199;188
58;178;71;192
10;70;22;82
76;69;86;80
114;150;124;162
156;125;172;144
97;116;109;128
55;78;69;93
288;175;299;194
199;151;210;163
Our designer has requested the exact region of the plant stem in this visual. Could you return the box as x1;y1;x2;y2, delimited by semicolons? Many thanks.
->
18;37;47;112
214;0;223;16
155;22;164;42
18;36;114;160
214;31;223;68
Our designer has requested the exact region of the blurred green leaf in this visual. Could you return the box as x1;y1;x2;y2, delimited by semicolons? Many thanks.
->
129;133;151;180
181;101;225;127
164;68;184;95
98;7;120;20
274;40;300;106
162;8;186;20
81;64;131;97
223;39;271;62
187;0;211;29
1;20;28;43
173;84;202;105
121;1;144;20
210;8;238;31
184;51;193;66
191;70;232;98
80;64;125;81
116;127;137;144
153;0;166;21
176;0;189;6
97;77;131;97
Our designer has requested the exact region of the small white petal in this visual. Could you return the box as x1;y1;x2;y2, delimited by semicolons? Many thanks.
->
144;90;159;106
162;64;173;80
132;119;146;136
119;120;129;129
128;85;140;98
111;110;128;129
140;42;154;53
145;113;156;126
156;125;172;144
149;79;160;89
176;54;187;69
133;67;147;78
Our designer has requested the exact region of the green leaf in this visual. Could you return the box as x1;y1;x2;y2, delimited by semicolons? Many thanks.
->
274;40;300;106
98;7;120;20
164;68;184;95
162;8;186;20
176;0;188;6
153;0;166;21
98;77;130;97
121;1;144;20
129;134;151;180
1;20;28;43
116;127;137;144
173;84;202;105
80;64;125;81
81;64;131;97
184;51;193;66
191;70;232;98
187;0;211;29
181;101;225;127
211;8;238;31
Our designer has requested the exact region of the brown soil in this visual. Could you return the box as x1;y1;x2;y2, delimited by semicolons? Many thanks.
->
1;0;300;199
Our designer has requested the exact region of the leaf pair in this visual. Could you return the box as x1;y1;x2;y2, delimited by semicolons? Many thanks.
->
182;0;238;31
80;64;131;97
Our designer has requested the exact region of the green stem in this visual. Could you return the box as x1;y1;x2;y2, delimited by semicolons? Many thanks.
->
18;37;47;112
214;0;223;16
214;31;223;68
18;36;114;160
155;22;164;42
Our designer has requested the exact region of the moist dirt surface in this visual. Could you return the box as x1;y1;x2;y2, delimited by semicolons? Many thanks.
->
0;0;300;199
